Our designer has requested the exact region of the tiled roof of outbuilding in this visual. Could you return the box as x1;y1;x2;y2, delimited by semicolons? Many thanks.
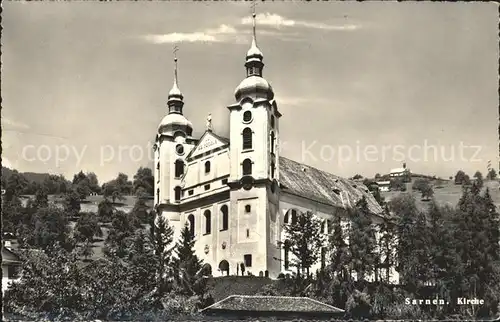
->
202;295;345;314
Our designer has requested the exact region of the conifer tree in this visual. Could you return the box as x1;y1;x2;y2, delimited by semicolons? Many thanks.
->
393;194;431;293
328;215;350;280
377;218;396;284
149;213;175;298
172;223;203;295
348;197;376;283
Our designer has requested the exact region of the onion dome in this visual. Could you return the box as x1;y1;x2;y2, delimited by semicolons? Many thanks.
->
234;12;274;101
158;52;193;136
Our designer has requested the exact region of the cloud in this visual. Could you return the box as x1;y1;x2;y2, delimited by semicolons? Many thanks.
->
2;117;30;130
241;13;360;31
143;24;239;44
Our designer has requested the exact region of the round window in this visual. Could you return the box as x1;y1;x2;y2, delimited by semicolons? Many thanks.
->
243;111;252;123
176;144;184;155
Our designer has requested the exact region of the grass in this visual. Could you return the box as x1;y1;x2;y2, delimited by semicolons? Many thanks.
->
381;179;500;212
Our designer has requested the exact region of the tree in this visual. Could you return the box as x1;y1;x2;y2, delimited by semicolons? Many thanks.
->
371;187;385;206
328;215;350;280
453;187;500;317
486;168;497;180
86;172;101;194
374;173;381;179
72;171;91;200
474;171;484;190
352;174;363;180
133;167;154;197
97;198;114;223
127;230;158;299
391;194;432;294
74;212;103;243
2;195;23;234
377;219;396;284
63;189;81;216
173;223;204;296
79;240;94;261
346;289;372;319
390;178;406;191
412;178;428;191
454;170;467;185
102;180;126;203
420;183;434;201
116;173;133;195
33;184;49;209
348;197;376;283
17;205;74;252
105;210;139;258
4;171;28;202
131;198;151;224
149;213;175;298
427;201;460;316
3;244;87;319
283;211;324;276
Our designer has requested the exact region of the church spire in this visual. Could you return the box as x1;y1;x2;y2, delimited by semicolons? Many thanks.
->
168;45;184;114
251;2;257;48
245;0;264;77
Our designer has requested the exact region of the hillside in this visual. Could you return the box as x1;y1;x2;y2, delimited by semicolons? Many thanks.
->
1;166;51;184
382;179;500;211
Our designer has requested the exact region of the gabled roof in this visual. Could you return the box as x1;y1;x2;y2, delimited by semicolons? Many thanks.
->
201;295;344;314
185;130;229;160
279;157;383;215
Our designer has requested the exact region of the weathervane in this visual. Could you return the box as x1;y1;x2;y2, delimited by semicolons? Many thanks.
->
173;45;179;86
251;0;257;42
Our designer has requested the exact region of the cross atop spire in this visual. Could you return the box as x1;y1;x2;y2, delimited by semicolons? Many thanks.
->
167;44;183;113
251;0;257;45
246;0;263;62
173;45;179;88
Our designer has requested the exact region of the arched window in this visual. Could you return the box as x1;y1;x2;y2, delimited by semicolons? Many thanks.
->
204;210;211;234
156;188;160;203
175;160;184;178
204;161;211;174
221;205;229;231
243;111;252;123
291;210;298;225
270;115;275;128
270;131;275;154
322;220;329;234
174;186;181;202
284;209;298;225
242;128;252;150
187;214;195;238
242;159;252;176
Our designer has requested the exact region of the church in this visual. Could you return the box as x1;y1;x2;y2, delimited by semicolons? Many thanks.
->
153;12;385;279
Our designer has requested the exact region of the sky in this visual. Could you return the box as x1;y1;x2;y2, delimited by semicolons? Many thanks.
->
2;1;498;184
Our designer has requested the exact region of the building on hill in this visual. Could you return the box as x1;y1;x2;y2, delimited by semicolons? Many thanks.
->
153;11;390;280
2;243;21;293
389;162;411;182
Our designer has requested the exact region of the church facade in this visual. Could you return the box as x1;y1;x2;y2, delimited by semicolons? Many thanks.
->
153;15;387;280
